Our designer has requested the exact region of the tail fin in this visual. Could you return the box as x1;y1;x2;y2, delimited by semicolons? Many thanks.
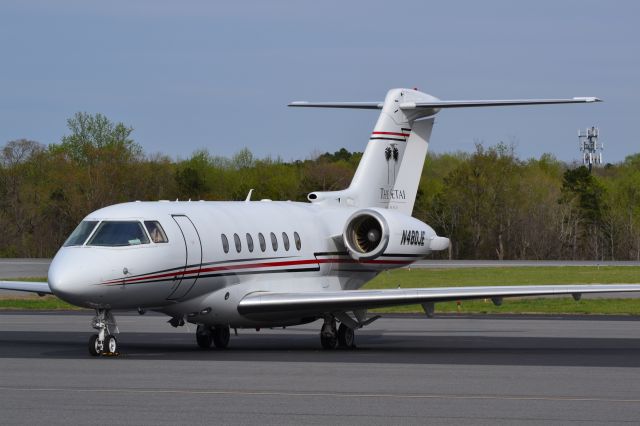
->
290;88;600;215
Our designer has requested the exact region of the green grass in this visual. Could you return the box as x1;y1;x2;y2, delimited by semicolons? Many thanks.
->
0;277;81;310
365;266;640;288
2;267;640;314
0;295;80;310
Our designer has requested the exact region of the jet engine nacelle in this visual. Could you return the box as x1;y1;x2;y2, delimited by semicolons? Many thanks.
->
342;208;449;260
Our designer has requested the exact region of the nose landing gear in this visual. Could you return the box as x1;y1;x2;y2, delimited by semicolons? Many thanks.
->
88;309;119;356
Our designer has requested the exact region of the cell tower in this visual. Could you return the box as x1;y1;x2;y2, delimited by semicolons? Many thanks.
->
578;126;603;171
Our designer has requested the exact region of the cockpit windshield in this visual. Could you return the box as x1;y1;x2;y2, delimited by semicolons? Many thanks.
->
63;221;99;247
87;221;150;246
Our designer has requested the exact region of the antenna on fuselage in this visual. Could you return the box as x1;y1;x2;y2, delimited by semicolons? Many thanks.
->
245;189;254;202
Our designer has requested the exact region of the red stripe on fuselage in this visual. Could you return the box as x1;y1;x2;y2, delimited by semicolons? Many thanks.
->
371;131;410;137
101;257;412;285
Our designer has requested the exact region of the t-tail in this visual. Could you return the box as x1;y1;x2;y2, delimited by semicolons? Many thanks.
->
289;88;601;216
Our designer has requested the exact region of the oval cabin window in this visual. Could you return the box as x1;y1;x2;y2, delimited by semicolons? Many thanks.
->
246;233;254;252
221;234;229;253
233;233;241;253
294;232;301;251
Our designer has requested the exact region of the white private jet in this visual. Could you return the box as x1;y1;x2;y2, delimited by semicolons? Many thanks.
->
2;88;639;356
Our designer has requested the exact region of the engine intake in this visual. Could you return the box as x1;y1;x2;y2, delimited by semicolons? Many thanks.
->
343;210;389;260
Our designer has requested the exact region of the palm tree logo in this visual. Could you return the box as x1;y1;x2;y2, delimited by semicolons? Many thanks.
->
392;144;399;181
384;146;392;184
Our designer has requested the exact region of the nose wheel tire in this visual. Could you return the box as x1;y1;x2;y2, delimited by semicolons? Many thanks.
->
88;333;118;355
89;334;101;356
105;334;118;354
212;326;230;349
337;323;355;348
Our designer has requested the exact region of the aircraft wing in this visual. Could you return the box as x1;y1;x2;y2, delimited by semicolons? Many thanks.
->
0;281;52;295
237;284;640;317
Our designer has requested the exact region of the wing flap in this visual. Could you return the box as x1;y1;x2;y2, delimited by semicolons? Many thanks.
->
238;284;640;317
0;281;52;295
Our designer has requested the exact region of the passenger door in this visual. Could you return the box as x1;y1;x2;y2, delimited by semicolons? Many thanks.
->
167;215;202;300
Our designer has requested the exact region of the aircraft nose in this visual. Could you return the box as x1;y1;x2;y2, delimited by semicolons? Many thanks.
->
48;248;97;306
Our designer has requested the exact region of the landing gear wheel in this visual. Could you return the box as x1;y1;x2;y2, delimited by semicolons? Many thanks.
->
89;309;118;357
338;323;355;348
320;333;338;350
89;333;101;356
103;334;118;354
212;326;230;349
320;315;338;350
196;325;213;349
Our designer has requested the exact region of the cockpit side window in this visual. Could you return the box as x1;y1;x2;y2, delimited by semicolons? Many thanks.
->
144;221;168;243
88;221;150;246
63;221;99;246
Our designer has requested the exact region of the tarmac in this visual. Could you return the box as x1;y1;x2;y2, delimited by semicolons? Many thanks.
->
0;311;639;425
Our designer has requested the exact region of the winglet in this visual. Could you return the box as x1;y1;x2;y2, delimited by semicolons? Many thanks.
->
573;97;602;103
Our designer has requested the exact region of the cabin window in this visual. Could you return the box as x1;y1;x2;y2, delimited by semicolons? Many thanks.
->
294;231;302;250
233;233;241;253
282;232;290;251
221;234;229;253
258;233;266;252
246;233;254;252
270;232;278;251
63;220;98;246
88;221;150;246
144;221;168;243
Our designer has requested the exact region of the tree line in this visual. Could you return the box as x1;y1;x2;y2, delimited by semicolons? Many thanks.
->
1;112;639;260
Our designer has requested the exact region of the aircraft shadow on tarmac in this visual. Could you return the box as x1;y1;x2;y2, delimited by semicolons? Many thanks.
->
1;331;639;368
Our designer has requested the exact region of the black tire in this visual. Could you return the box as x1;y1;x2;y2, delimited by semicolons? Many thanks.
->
320;333;338;350
88;334;101;356
196;325;213;349
337;323;355;348
105;334;118;354
212;326;230;349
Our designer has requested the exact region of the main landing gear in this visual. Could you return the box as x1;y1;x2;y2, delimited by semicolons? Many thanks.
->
320;315;356;350
89;309;118;356
196;324;231;349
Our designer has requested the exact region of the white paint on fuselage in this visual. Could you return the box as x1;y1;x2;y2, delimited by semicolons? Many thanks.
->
48;200;390;326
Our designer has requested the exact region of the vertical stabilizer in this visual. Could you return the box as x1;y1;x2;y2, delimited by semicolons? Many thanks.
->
387;118;433;214
298;88;438;215
289;87;599;216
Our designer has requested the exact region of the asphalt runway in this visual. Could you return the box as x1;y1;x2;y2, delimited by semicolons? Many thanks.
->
1;312;639;425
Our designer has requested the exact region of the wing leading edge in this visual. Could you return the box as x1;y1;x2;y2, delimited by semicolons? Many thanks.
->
0;281;52;295
238;284;640;317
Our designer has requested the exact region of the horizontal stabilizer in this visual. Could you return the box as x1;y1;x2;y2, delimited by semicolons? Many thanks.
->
288;102;382;109
400;97;602;110
289;97;601;112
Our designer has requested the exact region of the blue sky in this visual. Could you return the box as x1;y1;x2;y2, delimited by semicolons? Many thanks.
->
1;0;638;163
